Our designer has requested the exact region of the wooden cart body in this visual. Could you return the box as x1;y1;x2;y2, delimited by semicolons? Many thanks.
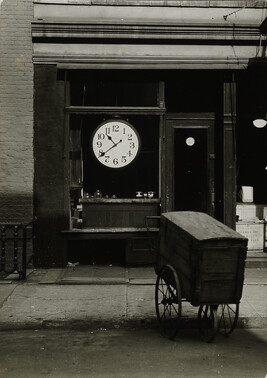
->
155;212;248;307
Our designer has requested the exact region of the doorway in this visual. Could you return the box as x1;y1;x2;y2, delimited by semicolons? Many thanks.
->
165;115;215;216
174;127;208;212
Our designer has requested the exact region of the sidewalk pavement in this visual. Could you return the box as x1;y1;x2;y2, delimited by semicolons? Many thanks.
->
0;265;267;331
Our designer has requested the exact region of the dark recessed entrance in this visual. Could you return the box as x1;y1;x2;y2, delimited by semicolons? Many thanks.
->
68;239;125;265
174;127;208;212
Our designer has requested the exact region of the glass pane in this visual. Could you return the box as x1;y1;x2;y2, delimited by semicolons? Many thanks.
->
68;71;159;107
69;124;82;188
69;115;159;199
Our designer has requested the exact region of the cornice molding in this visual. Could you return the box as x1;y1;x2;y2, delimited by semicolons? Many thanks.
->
33;53;250;69
32;20;261;42
65;106;166;115
33;0;267;8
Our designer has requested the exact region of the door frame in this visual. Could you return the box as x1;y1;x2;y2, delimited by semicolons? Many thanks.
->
163;113;215;216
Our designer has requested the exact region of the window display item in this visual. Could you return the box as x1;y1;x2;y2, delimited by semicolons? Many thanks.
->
240;186;253;203
91;119;141;168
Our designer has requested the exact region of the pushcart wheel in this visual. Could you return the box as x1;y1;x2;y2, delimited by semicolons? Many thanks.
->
155;264;182;340
217;304;239;336
198;305;218;343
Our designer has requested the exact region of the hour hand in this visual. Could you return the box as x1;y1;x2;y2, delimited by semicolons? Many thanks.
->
107;135;116;145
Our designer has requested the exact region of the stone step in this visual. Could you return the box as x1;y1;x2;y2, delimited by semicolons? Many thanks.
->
246;250;267;268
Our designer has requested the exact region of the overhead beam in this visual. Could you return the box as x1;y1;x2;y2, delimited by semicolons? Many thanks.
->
32;20;261;42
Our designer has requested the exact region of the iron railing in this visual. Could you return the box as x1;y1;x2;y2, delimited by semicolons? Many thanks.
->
0;220;34;280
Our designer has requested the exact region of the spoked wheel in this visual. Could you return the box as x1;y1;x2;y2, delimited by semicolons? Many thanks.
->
198;305;218;343
217;304;239;336
155;265;182;340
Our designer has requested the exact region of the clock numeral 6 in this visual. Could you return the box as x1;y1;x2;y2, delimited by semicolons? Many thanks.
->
113;158;118;165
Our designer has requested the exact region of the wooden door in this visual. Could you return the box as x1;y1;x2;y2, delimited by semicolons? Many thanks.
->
164;114;215;216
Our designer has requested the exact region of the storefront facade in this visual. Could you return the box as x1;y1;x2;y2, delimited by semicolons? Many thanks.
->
32;1;267;266
2;1;266;267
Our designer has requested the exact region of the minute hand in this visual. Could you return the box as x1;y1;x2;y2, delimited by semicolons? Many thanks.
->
99;139;122;157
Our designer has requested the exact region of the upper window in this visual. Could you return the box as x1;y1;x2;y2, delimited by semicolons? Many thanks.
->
69;70;159;107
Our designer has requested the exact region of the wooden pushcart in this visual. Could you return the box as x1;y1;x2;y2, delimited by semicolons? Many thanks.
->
154;211;248;342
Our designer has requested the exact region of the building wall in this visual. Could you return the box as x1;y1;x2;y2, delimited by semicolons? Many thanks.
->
0;0;34;223
34;65;67;267
32;2;265;70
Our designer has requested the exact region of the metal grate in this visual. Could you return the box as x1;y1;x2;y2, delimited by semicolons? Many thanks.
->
0;221;34;280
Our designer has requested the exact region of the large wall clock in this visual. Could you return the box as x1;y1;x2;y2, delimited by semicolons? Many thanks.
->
91;119;141;168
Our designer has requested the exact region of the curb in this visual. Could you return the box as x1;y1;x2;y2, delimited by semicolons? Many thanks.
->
1;315;267;332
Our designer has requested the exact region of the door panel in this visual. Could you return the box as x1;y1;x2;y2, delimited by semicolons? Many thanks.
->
174;128;208;212
165;115;215;216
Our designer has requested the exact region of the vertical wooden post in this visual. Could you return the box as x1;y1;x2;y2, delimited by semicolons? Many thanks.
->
21;226;27;280
158;82;165;211
223;74;237;229
63;71;71;230
34;65;67;267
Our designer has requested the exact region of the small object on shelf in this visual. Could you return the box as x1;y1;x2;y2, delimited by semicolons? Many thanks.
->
94;189;102;198
76;219;83;229
240;186;253;203
148;191;155;199
136;191;143;198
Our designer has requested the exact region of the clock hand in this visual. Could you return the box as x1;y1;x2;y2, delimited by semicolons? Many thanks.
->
99;139;122;157
107;135;116;145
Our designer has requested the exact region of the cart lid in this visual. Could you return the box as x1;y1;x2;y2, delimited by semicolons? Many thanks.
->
161;211;248;242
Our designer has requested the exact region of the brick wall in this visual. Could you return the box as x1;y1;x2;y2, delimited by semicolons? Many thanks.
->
0;0;34;223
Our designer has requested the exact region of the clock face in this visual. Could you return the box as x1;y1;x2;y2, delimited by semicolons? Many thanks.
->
91;120;141;169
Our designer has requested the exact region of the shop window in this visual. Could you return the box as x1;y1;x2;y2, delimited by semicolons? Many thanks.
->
67;73;163;230
70;114;159;199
